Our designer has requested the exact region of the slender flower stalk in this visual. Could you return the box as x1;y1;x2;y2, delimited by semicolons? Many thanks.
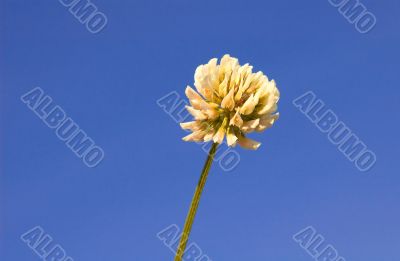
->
174;143;218;261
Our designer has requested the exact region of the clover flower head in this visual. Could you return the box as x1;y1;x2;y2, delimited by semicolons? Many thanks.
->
180;54;280;150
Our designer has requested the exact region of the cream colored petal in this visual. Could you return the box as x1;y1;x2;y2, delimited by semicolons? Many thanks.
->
203;108;220;120
257;83;279;114
226;127;238;146
253;91;260;105
187;89;219;116
203;130;215;142
237;135;261;150
264;81;280;103
257;103;278;115
266;79;277;92
185;86;203;100
180;121;199;130
186;106;207;120
239;64;253;78
256;113;279;132
194;65;218;101
196;121;213;131
207;58;218;67
241;119;260;133
242;73;254;91
239;94;257;115
182;130;205;142
213;126;226;144
255;80;268;98
221;88;235;111
232;65;242;87
182;133;195;141
194;65;205;90
203;88;215;102
234;65;253;101
213;118;227;144
218;73;229;97
213;126;225;144
229;110;243;127
185;86;208;110
234;89;243;103
229;67;239;91
245;71;264;94
220;54;238;72
205;59;219;87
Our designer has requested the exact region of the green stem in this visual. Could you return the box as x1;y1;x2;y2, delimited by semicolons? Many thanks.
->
174;142;219;261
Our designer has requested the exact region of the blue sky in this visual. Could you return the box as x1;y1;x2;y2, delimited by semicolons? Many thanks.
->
1;0;399;260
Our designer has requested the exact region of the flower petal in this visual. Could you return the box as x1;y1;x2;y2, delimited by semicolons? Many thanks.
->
185;106;207;120
226;127;238;146
213;118;228;144
185;86;208;110
256;113;279;132
182;130;206;142
229;110;243;127
241;119;260;133
204;130;215;142
180;121;199;130
239;94;257;115
237;135;261;150
221;88;235;111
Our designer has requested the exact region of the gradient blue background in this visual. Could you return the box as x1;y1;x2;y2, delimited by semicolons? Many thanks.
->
1;0;399;260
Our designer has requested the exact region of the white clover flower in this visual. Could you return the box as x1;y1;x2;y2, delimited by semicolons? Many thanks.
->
180;54;280;150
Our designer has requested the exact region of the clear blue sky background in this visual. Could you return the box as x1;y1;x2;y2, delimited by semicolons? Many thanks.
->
1;0;399;260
